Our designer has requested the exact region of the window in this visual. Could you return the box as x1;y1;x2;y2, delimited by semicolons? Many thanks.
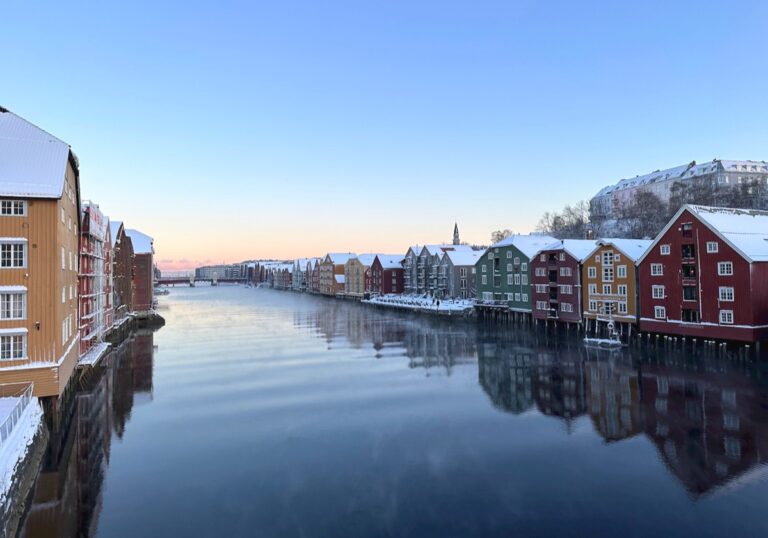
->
61;247;65;269
719;287;734;301
507;263;513;272
482;265;487;273
618;302;628;314
602;251;614;266
652;285;664;299
717;262;733;276
0;200;26;216
507;274;513;285
602;267;614;282
488;252;494;260
460;278;467;289
535;267;545;277
535;284;547;293
514;274;520;285
588;284;597;294
617;265;627;278
459;268;467;277
560;267;572;277
0;333;25;360
514;293;521;302
482;292;493;301
69;251;73;271
559;253;565;261
651;263;663;276
61;207;65;223
0;292;25;320
560;285;572;294
521;262;527;272
514;257;520;265
506;251;512;259
521;293;528;302
602;284;611;294
481;275;487;285
536;301;547;310
594;255;600;263
521;275;528;285
617;284;627;296
589;300;597;311
62;287;66;304
654;306;666;319
0;242;26;268
707;241;719;253
560;303;573;312
681;244;696;258
720;310;734;324
588;267;597;278
660;244;670;255
683;286;697;301
540;254;545;262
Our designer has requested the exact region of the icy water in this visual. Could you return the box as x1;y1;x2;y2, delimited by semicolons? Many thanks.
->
15;286;768;537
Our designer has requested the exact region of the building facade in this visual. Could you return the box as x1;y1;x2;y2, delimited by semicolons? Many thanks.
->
638;205;768;342
581;239;651;332
111;221;134;320
79;202;108;355
319;253;355;296
475;234;556;311
367;255;404;295
0;108;82;397
345;254;376;298
439;249;480;298
530;240;597;324
125;229;154;313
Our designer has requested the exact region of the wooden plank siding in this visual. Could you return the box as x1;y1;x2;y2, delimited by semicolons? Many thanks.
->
0;158;81;396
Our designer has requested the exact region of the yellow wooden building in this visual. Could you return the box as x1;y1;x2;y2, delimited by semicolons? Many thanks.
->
0;108;82;397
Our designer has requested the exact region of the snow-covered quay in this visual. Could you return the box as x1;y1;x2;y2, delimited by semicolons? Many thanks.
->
362;294;475;316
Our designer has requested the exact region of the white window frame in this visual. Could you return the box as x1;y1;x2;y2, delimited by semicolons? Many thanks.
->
717;262;733;276
0;241;27;269
720;310;734;324
707;241;719;253
651;263;663;276
617;265;627;278
0;290;26;320
0;200;26;216
660;244;670;255
718;287;734;302
654;306;666;319
0;331;26;360
588;266;597;278
652;285;665;299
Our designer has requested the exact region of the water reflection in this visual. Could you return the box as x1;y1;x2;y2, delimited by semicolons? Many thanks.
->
18;330;155;538
297;304;768;499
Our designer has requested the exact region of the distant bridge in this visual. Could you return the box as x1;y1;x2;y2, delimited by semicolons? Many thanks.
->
157;277;249;286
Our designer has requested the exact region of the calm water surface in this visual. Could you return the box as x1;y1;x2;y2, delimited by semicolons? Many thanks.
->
16;287;768;537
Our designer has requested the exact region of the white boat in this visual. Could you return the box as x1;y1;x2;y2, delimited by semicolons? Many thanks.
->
583;335;624;348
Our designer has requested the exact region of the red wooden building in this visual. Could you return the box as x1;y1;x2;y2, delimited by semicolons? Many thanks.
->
531;240;598;324
309;258;321;293
638;205;768;342
366;254;404;295
125;229;154;313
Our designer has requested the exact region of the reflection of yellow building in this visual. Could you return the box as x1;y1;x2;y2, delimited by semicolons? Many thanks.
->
0;109;81;397
345;254;376;298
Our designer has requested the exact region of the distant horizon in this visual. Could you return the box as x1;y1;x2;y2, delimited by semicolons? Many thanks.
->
3;1;767;271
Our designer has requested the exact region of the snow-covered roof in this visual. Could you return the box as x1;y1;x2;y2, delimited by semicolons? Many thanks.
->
422;244;475;256
351;254;378;267
594;159;768;198
492;234;558;258
375;254;404;269
109;220;123;245
335;274;345;284
689;205;768;262
125;229;153;255
0;109;73;199
535;239;599;262
443;249;482;266
594;238;653;261
326;252;356;265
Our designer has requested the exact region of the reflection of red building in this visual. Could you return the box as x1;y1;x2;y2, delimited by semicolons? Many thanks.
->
125;229;154;313
639;366;768;497
531;348;587;425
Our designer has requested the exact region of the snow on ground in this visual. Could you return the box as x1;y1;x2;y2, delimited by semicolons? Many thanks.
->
364;294;475;312
0;396;43;504
78;342;111;367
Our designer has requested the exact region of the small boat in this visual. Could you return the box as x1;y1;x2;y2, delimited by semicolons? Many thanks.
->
583;335;624;348
154;287;170;296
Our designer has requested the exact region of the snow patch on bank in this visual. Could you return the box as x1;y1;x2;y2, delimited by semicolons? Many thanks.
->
364;294;475;312
0;398;43;504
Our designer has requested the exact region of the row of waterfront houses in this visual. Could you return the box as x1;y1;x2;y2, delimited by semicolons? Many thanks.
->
253;207;768;344
0;108;157;398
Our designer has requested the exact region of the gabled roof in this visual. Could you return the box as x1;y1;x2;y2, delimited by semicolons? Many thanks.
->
639;204;768;263
109;220;123;245
587;238;653;262
533;239;599;262
443;248;482;266
350;254;378;267
421;244;475;256
325;252;356;265
375;254;404;269
0;109;72;198
491;234;558;258
125;229;154;255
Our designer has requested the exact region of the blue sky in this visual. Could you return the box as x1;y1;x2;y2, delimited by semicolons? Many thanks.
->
2;1;767;268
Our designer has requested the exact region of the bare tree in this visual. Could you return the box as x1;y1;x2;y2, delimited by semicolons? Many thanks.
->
490;229;514;244
536;201;591;239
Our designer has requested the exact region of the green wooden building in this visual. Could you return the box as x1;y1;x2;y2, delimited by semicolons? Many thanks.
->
475;234;556;312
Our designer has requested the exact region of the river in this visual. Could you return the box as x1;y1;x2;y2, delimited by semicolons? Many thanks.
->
14;286;768;537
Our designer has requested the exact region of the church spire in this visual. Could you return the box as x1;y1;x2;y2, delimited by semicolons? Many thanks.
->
453;222;460;245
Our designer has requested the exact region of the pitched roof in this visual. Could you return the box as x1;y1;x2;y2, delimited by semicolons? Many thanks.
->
492;234;558;258
351;254;378;267
535;239;599;262
422;244;475;256
375;254;404;269
109;220;123;245
443;248;482;266
0;109;72;198
594;238;653;261
325;253;356;265
125;229;154;254
689;205;768;262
